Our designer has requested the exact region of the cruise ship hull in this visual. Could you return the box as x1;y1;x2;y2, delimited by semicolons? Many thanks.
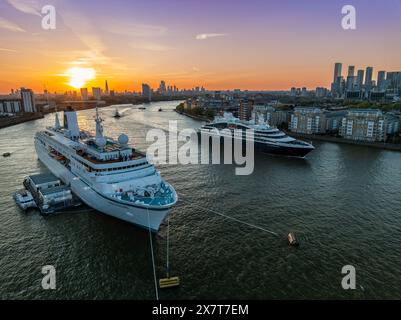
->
35;141;170;232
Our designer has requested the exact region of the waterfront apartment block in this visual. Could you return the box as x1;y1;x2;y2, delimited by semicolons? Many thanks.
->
252;104;290;127
339;109;389;142
290;107;346;134
239;100;254;121
0;88;37;115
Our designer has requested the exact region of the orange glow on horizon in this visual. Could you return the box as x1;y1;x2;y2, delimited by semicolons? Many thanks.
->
65;67;96;89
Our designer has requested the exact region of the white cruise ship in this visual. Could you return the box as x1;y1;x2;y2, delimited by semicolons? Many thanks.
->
198;113;314;157
34;107;177;232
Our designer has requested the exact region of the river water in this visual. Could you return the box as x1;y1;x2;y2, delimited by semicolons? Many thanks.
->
0;101;400;299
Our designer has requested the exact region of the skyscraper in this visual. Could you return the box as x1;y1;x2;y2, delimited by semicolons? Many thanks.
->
356;70;364;90
333;63;342;83
159;80;166;94
20;88;36;113
331;63;344;97
364;67;373;98
142;83;152;101
386;72;401;94
80;88;88;101
377;71;386;92
348;66;355;77
346;66;355;91
105;80;109;95
365;67;373;87
92;87;101;100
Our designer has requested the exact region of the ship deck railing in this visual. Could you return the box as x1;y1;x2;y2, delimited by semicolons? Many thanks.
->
75;149;145;164
115;189;175;206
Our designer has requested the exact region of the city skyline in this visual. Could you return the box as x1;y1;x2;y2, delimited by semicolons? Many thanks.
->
1;0;401;94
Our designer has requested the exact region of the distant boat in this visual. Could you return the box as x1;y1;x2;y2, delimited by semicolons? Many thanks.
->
3;152;11;157
158;108;163;112
113;109;122;118
138;107;146;110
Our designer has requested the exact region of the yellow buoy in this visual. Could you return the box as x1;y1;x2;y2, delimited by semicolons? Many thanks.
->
159;276;180;289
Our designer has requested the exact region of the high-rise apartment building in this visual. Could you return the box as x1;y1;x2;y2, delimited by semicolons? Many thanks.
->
80;88;88;101
20;88;36;112
92;87;102;100
142;83;152;101
377;71;386;92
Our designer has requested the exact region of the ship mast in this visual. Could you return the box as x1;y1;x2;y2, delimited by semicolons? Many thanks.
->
95;107;106;149
54;106;61;130
95;107;104;139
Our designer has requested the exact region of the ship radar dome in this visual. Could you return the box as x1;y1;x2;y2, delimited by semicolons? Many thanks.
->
96;137;107;148
118;134;129;145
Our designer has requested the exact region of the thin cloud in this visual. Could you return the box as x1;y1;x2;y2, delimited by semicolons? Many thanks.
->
100;20;167;37
0;17;26;32
195;33;227;40
130;41;172;52
6;0;41;16
0;47;18;53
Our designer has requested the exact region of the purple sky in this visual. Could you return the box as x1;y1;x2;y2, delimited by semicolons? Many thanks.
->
1;0;401;92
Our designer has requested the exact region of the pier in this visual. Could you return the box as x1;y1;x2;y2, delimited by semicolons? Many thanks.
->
18;173;82;214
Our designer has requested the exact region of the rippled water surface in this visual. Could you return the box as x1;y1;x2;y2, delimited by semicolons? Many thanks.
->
1;101;401;299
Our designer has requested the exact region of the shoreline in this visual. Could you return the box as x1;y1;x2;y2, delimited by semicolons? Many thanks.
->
0;113;44;130
287;131;401;152
174;109;211;122
0;99;185;130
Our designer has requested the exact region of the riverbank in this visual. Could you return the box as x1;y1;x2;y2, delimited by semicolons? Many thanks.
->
174;109;211;122
287;131;401;152
0;113;44;129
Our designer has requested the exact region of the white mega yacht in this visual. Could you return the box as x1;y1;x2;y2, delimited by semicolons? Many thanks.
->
198;113;314;157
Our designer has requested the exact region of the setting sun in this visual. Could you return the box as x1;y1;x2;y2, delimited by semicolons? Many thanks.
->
66;67;96;89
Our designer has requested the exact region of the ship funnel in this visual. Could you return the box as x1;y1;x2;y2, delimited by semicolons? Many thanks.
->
63;108;80;140
55;112;61;130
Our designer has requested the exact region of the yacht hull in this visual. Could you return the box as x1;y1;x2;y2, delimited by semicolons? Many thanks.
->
35;141;169;232
197;131;314;158
254;141;313;157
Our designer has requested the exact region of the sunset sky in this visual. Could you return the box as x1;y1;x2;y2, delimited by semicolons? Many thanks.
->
1;0;401;93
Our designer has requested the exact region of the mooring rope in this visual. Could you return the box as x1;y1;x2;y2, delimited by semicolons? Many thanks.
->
179;197;279;237
147;205;159;300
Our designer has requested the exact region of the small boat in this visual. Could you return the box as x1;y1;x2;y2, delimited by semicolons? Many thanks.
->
138;107;146;110
287;232;299;246
158;108;163;112
3;152;11;157
13;189;37;211
113;109;121;118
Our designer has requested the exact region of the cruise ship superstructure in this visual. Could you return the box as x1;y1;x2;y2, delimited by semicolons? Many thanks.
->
34;108;177;232
198;113;315;157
